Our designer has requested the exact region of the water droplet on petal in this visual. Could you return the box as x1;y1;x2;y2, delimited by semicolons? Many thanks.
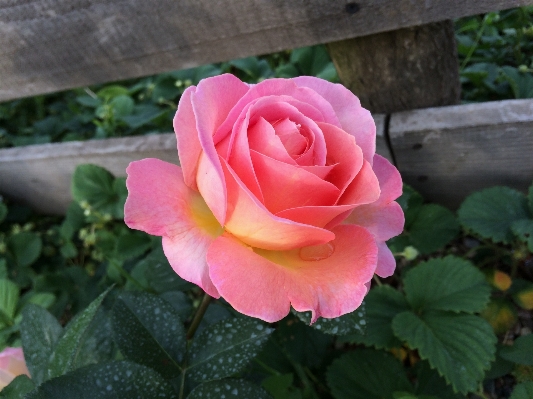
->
299;243;335;261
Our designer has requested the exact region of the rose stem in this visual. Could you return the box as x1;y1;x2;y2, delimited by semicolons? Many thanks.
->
186;292;212;340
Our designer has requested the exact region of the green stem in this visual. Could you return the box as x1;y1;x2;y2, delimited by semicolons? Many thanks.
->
178;369;186;399
460;17;488;71
109;260;145;290
254;358;281;376
186;293;212;340
273;338;320;399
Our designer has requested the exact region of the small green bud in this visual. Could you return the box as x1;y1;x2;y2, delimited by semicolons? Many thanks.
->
401;246;419;261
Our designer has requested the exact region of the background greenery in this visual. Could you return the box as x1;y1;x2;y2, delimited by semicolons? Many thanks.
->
0;6;532;399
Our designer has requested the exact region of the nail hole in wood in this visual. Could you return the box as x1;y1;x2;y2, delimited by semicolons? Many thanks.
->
413;143;423;150
417;175;428;182
345;3;360;14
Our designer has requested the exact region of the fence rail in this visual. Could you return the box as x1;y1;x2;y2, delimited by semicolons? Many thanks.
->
1;100;532;214
1;0;531;102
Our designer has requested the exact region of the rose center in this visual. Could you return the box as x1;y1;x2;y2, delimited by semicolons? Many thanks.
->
272;118;308;159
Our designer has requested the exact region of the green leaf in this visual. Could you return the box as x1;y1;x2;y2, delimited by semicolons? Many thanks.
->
47;288;111;379
20;292;55;310
499;334;533;365
262;374;302;399
188;379;272;399
510;382;533;399
409;205;460;254
71;164;117;214
403;256;491;313
110;95;134;118
0;202;7;224
392;311;496;394
501;66;533;99
293;303;366;335
59;202;85;240
25;361;178;399
144;246;191;293
342;286;409;349
458;187;529;243
528;183;533;215
327;348;413;399
414;361;465;399
6;232;42;267
20;304;63;385
274;316;332;369
511;219;533;252
111;291;186;379
75;308;115;368
398;185;424;228
159;291;192;321
112;177;128;219
97;85;129;100
121;104;166;128
187;318;273;383
115;231;151;260
0;375;35;398
0;279;19;323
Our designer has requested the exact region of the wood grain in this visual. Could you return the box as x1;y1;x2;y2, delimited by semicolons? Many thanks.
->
328;21;460;113
0;114;389;214
389;99;533;209
1;0;531;101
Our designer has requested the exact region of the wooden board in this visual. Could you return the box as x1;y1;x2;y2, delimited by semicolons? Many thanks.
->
0;115;390;214
1;0;531;102
389;99;533;209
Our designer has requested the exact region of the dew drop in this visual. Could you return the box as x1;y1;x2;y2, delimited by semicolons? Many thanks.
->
299;243;335;261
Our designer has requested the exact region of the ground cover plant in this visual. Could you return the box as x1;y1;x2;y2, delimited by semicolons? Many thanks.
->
0;6;532;399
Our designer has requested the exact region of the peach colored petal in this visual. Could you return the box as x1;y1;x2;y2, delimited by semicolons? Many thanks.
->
248;117;296;165
0;347;29;390
293;76;376;163
221;157;335;250
372;154;403;205
318;122;363;195
207;225;377;322
375;241;396;278
124;158;221;297
276;204;356;228
346;201;404;242
214;79;341;142
173;86;200;189
251;151;340;213
337;160;380;206
191;74;249;224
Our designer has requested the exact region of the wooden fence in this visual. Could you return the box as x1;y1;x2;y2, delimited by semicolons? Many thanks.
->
1;0;532;213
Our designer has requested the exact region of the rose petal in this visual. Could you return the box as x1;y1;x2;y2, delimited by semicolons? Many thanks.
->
214;79;341;143
337;159;380;206
208;225;377;323
346;201;404;242
221;157;335;250
293;76;376;163
372;154;403;205
191;74;249;224
318;122;363;195
375;241;396;278
276;204;356;228
248;117;296;165
124;158;221;297
174;86;200;189
251;151;340;213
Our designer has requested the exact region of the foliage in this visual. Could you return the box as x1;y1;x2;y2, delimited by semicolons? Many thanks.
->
0;166;532;398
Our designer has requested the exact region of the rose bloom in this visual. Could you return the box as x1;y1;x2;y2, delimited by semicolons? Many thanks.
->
125;75;404;322
0;347;30;390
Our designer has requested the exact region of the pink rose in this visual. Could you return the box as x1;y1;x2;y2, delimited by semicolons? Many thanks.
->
0;347;30;390
125;75;404;322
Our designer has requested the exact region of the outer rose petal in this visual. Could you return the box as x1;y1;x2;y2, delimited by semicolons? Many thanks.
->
0;347;29;390
346;201;404;242
191;74;249;224
208;225;377;323
221;158;335;250
293;76;376;163
174;86;200;189
376;242;396;278
372;154;403;205
124;158;221;297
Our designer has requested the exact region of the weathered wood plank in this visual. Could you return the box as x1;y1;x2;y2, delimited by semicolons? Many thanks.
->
389;99;533;209
1;0;531;102
327;21;461;113
0;116;390;214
